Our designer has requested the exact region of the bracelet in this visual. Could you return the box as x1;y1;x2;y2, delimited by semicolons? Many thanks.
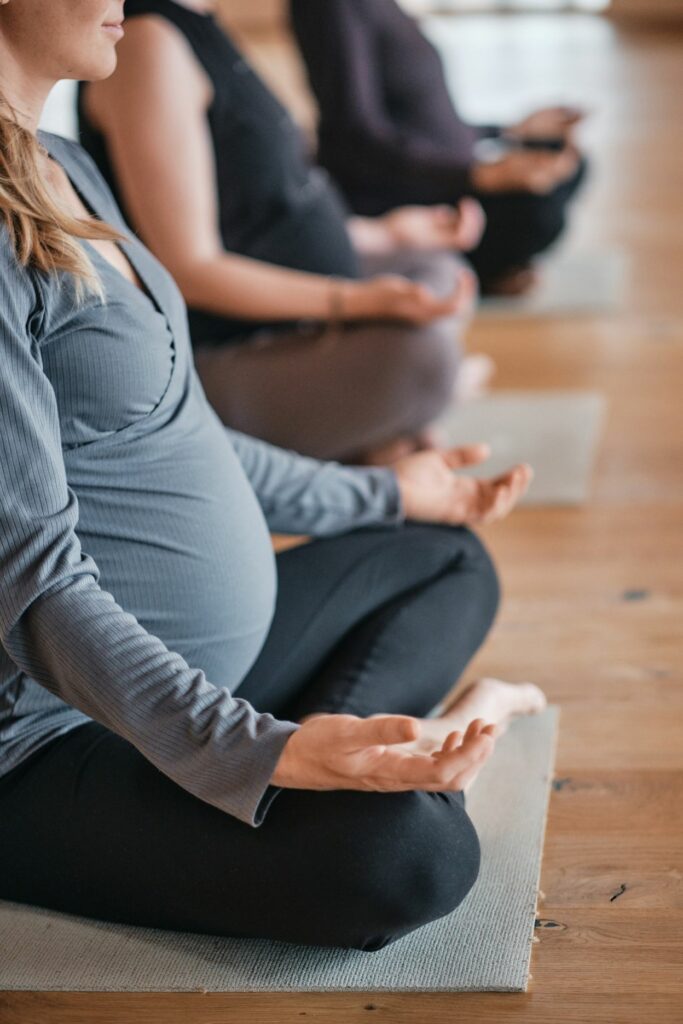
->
326;276;345;337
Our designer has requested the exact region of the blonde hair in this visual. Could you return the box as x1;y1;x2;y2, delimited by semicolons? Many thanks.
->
0;95;123;295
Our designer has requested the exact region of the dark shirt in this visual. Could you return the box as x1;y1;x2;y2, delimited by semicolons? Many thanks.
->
78;0;359;346
290;0;488;215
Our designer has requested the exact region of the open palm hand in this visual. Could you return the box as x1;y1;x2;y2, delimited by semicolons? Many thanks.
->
394;444;533;525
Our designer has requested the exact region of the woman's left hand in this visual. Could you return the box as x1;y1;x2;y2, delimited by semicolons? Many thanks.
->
394;445;533;526
380;198;486;253
507;105;586;144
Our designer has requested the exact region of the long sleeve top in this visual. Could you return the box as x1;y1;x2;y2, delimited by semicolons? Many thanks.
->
0;132;402;826
290;0;494;215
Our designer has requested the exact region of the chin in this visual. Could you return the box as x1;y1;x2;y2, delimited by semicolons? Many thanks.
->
77;48;119;82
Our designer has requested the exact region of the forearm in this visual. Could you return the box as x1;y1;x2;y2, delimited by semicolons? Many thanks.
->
326;125;477;204
347;216;396;256
228;429;404;536
174;251;374;322
9;578;296;825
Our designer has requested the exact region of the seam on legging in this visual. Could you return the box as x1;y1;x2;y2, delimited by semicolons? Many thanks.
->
270;530;483;708
293;543;482;718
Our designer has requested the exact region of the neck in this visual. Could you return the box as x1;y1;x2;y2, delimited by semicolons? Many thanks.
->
0;42;53;134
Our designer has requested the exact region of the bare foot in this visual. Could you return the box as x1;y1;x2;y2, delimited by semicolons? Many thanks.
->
484;266;540;298
392;679;544;792
453;353;496;403
410;677;547;756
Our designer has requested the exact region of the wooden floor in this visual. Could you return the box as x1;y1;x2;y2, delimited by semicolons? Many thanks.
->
3;14;683;1024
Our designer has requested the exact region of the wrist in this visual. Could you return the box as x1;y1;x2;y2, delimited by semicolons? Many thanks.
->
470;161;504;192
348;215;395;256
393;467;417;521
342;279;385;320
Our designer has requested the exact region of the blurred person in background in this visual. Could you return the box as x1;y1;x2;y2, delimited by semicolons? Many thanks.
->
290;0;588;298
79;0;495;465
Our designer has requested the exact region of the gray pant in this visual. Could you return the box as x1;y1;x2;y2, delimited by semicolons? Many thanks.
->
193;250;470;461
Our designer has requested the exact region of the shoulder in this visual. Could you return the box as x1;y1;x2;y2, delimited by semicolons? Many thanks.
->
38;131;105;192
109;10;201;65
0;222;45;342
0;220;39;296
87;15;207;105
38;131;127;229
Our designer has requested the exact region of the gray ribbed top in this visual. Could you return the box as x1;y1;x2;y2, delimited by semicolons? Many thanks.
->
0;132;402;825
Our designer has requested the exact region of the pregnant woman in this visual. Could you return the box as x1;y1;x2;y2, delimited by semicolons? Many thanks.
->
290;0;588;298
0;0;542;950
77;0;493;464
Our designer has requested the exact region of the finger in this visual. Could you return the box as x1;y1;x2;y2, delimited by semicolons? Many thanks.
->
481;466;529;521
463;717;488;742
505;464;533;507
442;443;491;469
485;481;517;523
434;204;460;224
488;463;533;489
476;481;512;524
459;199;487;243
434;730;462;756
559;105;586;124
370;732;493;789
422;731;496;791
496;464;534;515
349;714;420;749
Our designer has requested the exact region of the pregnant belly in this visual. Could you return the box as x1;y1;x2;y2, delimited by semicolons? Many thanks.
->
73;445;278;690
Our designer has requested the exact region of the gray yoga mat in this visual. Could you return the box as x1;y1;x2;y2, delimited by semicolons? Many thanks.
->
0;707;558;993
479;249;627;318
439;390;606;505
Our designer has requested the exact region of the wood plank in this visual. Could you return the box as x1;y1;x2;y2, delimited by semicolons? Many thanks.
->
1;991;680;1024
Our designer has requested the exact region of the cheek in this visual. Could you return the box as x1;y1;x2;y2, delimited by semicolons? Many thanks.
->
9;0;118;81
50;0;118;80
65;35;119;82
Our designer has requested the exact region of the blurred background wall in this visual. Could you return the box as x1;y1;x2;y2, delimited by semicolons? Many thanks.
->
217;0;683;31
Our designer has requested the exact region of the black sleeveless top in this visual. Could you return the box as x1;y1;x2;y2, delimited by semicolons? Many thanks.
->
78;0;359;346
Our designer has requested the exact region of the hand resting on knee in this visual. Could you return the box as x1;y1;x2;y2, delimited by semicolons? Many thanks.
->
272;714;495;794
272;444;532;795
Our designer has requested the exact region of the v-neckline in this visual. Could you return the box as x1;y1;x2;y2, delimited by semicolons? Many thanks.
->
39;133;162;315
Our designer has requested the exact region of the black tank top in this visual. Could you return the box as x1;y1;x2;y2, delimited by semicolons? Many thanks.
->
78;0;359;345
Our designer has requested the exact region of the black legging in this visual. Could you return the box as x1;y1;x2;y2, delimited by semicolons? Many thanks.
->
0;524;499;950
465;158;589;292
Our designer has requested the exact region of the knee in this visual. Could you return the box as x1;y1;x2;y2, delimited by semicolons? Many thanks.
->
330;791;481;951
460;527;501;623
527;159;589;250
522;195;569;253
392;318;463;426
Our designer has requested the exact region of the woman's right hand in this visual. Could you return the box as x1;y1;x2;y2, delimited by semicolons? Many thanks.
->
350;267;477;325
471;146;579;195
271;713;496;793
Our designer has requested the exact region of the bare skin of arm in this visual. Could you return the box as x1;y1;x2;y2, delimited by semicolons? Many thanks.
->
84;18;475;326
471;106;585;194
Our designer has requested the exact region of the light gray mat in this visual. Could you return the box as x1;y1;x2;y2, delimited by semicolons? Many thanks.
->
479;249;627;318
0;708;558;993
438;390;606;505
